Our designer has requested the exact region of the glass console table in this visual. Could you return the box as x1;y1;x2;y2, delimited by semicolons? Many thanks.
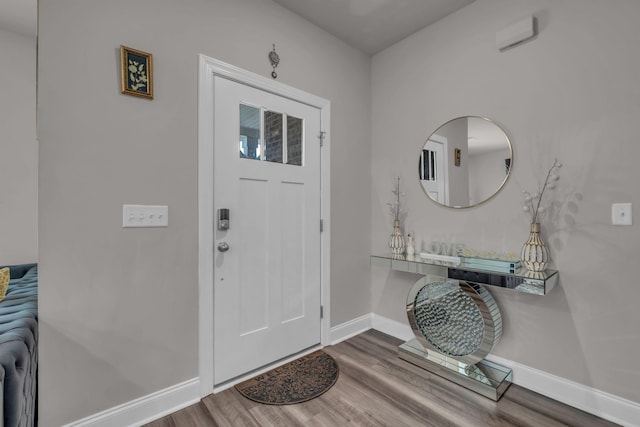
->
371;253;558;296
371;253;558;400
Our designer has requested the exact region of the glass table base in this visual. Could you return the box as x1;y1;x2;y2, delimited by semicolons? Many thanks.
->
398;338;512;401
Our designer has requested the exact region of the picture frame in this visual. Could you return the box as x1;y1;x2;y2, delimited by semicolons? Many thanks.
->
120;45;153;99
454;148;461;167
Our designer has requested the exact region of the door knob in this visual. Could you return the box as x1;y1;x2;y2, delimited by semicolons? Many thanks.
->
217;241;230;252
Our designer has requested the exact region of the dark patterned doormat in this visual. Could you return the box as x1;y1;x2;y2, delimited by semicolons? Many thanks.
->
235;350;339;405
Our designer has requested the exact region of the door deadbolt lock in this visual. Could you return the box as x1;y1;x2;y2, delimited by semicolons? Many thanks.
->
218;208;230;230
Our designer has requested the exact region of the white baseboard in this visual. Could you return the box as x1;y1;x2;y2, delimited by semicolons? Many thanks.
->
485;354;640;427
371;313;414;342
330;313;372;345
63;378;200;427
365;313;640;427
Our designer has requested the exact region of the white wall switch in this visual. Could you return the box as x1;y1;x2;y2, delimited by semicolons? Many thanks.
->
122;205;169;228
612;203;632;226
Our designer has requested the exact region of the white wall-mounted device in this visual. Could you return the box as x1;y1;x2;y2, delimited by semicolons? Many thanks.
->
612;203;632;226
496;16;536;51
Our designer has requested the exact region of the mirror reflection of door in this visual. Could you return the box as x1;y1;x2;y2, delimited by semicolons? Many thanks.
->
419;135;448;205
418;117;512;208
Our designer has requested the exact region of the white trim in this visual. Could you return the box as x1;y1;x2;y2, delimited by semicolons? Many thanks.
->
485;354;640;427
197;55;331;398
330;313;372;345
320;104;331;348
369;313;640;427
371;313;414;342
197;54;216;399
63;378;200;427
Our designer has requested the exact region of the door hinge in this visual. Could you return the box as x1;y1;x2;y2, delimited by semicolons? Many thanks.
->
320;219;324;233
319;131;326;147
320;305;324;319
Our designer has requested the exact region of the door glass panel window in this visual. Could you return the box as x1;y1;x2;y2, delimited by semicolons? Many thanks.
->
287;116;303;166
264;110;283;163
239;106;303;166
239;104;261;160
420;149;437;181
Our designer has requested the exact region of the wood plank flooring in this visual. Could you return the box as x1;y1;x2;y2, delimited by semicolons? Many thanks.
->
146;330;617;426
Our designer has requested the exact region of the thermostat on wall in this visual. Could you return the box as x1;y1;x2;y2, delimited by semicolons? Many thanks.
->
496;16;536;51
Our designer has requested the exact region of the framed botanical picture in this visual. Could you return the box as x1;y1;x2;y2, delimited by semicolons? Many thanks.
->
120;45;153;99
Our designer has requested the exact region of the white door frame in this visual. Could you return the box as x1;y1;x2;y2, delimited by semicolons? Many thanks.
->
197;55;331;397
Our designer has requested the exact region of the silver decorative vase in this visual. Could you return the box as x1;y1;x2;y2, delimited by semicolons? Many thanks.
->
521;222;548;272
389;220;406;255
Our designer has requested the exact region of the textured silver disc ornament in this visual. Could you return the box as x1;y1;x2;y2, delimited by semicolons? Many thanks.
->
268;44;280;79
406;277;502;365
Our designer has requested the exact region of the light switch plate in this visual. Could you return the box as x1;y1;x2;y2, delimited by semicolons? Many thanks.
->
123;205;168;228
612;203;632;226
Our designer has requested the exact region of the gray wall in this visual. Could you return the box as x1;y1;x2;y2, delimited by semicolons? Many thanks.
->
38;0;371;424
0;28;37;265
372;0;640;405
436;118;469;207
469;147;510;205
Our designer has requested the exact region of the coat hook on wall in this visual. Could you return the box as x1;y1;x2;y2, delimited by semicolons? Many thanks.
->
268;44;280;79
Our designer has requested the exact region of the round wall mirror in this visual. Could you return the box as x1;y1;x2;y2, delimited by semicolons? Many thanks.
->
418;116;512;208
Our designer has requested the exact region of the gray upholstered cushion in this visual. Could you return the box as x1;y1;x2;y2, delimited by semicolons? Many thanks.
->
0;264;37;427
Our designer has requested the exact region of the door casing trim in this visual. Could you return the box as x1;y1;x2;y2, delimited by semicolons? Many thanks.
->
197;55;331;397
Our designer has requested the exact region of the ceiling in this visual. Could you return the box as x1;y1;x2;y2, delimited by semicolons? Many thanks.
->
0;0;476;52
0;0;37;38
272;0;475;55
467;118;510;156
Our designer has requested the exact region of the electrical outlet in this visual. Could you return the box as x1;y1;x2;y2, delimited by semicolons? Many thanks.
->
122;205;168;228
612;203;632;226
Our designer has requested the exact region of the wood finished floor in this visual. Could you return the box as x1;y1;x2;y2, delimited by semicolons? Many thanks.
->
146;330;617;426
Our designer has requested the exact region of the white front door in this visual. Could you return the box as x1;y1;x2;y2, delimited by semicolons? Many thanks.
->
213;76;322;385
